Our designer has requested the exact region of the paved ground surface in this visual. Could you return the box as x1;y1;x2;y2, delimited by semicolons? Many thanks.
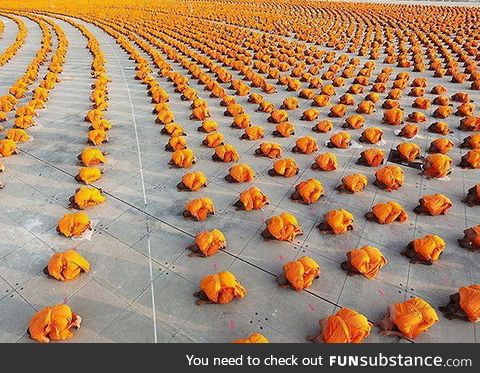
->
0;7;479;343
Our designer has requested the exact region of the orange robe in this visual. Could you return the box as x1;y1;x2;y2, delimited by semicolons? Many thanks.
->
162;123;184;136
215;144;239;163
313;120;333;133
243;126;264;140
418;194;452;215
412;234;445;262
275;122;295;137
375;166;404;191
269;109;288;123
322;308;371;343
73;187;105;209
399;124;419;139
360;149;385;167
0;139;17;157
396;142;420;161
330;104;347;117
302;108;320;121
361;127;383;144
383;108;404;125
181;171;208;191
204;132;224;148
229;164;255;182
423;154;452;178
371;201;408;224
258;143;283;159
4;128;29;142
171;149;196;168
430;138;454;154
238;187;269;211
391;298;439;339
28;304;79;343
200;119;218;133
341;174;368;193
346;246;387;279
463;134;480;149
294;136;317;154
345;114;365;129
57;212;91;237
329;132;351;149
232;114;251;129
200;271;246;304
429;122;451;135
167;136;188;151
462;150;480;169
80;148;106;166
194;229;226;256
323;209;354;234
273;158;298;177
87;129;108;145
47;250;90;281
314;153;337;171
294;178;324;204
283;256;320;291
185;198;215;221
265;213;302;242
233;333;269;343
459;285;480;322
77;167;102;185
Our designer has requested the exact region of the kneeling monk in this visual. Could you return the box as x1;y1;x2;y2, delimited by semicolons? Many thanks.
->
262;212;303;242
183;198;215;221
458;225;480;251
269;158;299;178
376;297;438;340
226;164;255;183
374;165;404;191
45;250;90;281
233;333;269;343
177;171;208;191
460;149;480;169
276;256;320;291
187;229;226;257
170;148;196;168
402;234;445;264
69;187;105;209
307;308;372;343
57;212;91;238
234;186;269;211
440;285;480;322
365;201;408;224
194;271;246;305
357;148;385;167
255;142;283;159
75;167;102;185
312;153;337;171
464;184;480;206
414;194;452;215
28;304;82;343
337;174;368;193
341;246;387;279
318;209;354;234
423;154;452;178
290;178;324;204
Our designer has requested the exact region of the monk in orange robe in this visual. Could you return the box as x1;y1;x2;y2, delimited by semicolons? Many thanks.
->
356;100;375;114
376;298;438;339
307;308;371;343
414;194;452;215
269;158;299;178
276;256;320;291
312;119;333;133
392;142;421;163
329;104;347;118
344;114;365;129
194;271;246;305
177;171;208;191
402;234;445;264
187;229;226;257
87;129;108;146
75;167;102;185
459;116;480;131
232;114;251;129
359;127;383;144
268;109;288;123
234;186;269;211
365;201;408;224
45;250;90;281
337;174;368;193
341;246;387;279
292;136;317;154
429;122;452;135
28;304;82;343
4;128;30;142
0;139;18;157
78;148;106;167
357;148;385;167
255;142;283;159
165;136;187;152
161;123;185;136
213;144;239;163
170;148;196;168
183;198;215;221
433;106;453;119
440;285;480;322
374;165;404;191
398;124;419;139
460;149;480;169
226;164;255;183
458;225;480;251
429;138;454;154
423;154;452;178
302;108;320;121
69;187;105;209
461;134;480;150
233;333;269;343
328;132;351;149
383;108;404;125
318;209;354;234
464;184;480;206
241;126;264;140
281;97;299;110
57;212;91;238
198;119;218;133
291;178;324;204
203;132;224;148
273;122;295;137
262;212;303;242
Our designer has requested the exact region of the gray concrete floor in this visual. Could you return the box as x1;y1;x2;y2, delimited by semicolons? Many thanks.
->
0;10;479;343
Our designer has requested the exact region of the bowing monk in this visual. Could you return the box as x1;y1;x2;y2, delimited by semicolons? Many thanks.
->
187;229;226;257
198;119;217;133
376;298;438;340
383;108;404;125
429;122;452;135
28;304;82;343
161;123;185;136
268;109;288;123
344;115;365;129
414;194;452;216
429;138;454;154
440;285;480;322
78;148;106;167
318;209;354;234
273;122;295;137
460;149;480;169
183;198;215;221
241;126;264;140
341;245;386;279
302;108;320;121
291;178;324;204
464;184;480;206
329;104;347;117
194;271;246;305
0;139;18;157
225;163;255;183
393;142;421;162
269;158;299;178
213;144;239;163
459;116;480;131
292;136;317;154
262;212;303;242
328;132;351;149
357;148;385;167
423;154;452;178
276;256;320;291
337;174;368;193
458;225;480;251
177;171;208;191
203;132;224;148
307;308;371;344
255;142;283;159
233;333;269;344
234;186;269;211
45;250;90;281
170;148;196;168
69;187;105;209
359;127;383;144
281;97;299;110
87;129;108;146
402;234;445;264
75;167;102;185
165;136;188;152
365;201;408;224
398;124;419;139
4;128;30;142
57;212;91;238
312;120;333;133
461;134;480;150
312;153;337;171
374;165;404;191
